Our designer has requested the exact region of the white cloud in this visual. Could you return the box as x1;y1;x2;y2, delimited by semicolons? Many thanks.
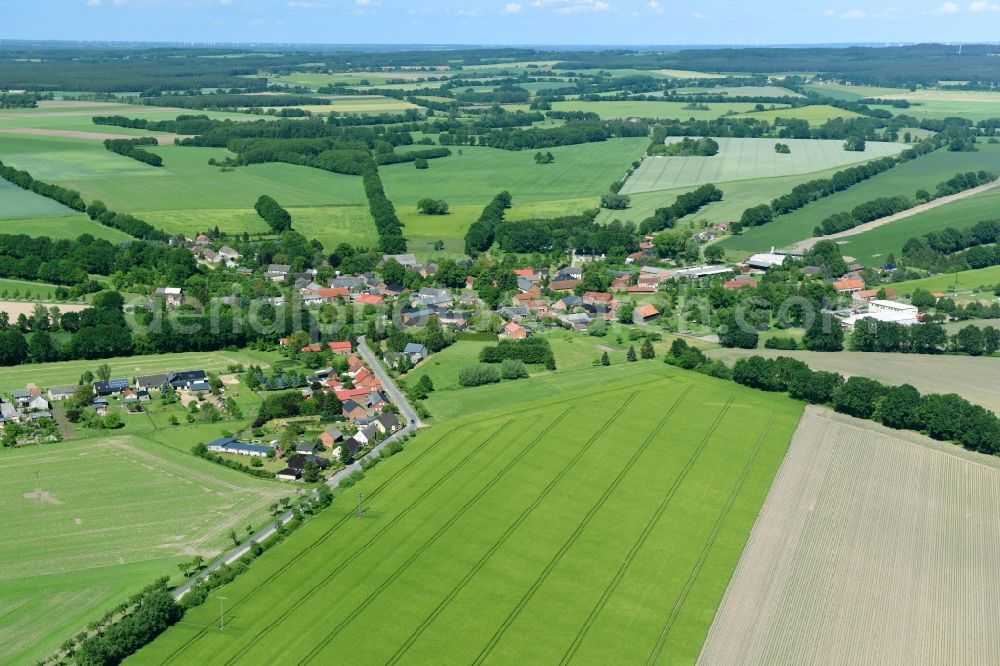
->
533;0;610;13
287;1;327;7
823;8;835;15
841;8;868;17
457;7;480;15
501;2;522;12
840;6;901;18
646;0;664;13
86;0;101;5
691;10;707;17
970;0;999;11
934;1;960;12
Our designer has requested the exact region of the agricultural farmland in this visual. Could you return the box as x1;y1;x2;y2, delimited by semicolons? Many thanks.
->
718;141;1000;254
0;436;288;665
621;137;904;194
700;406;1000;665
131;366;802;665
705;348;1000;414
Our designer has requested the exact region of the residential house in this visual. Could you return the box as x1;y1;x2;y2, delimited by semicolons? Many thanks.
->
188;380;211;393
548;278;581;292
152;287;184;307
382;253;418;268
343;399;369;421
436;309;471;329
404;343;428;364
801;266;823;277
319;427;345;449
92;399;109;417
287;453;329;472
582;291;613;307
853;288;896;304
328;340;352;355
356;294;384;306
94;378;129;397
218;246;240;264
27;395;49;411
201;249;220;264
633;304;661;325
207;437;269;457
833;278;865;295
135;374;169;392
0;400;19;422
503;321;528;340
354;422;380;446
553;295;583;312
333;437;363;460
168;370;207;390
47;385;77;402
414;287;452;308
276;468;301;481
375;412;400;435
11;389;30;407
195;233;211;246
266;264;291;282
723;278;757;290
331;275;366;290
500;306;529;321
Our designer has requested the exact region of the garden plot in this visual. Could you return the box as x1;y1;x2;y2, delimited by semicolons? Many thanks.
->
621;137;904;194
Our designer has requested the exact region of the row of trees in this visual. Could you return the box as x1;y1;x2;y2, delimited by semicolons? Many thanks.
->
479;337;556;367
649;136;719;157
639;183;723;234
254;194;293;232
103;137;163;167
666;339;1000;454
85;200;169;241
853;319;1000;356
464;191;512;255
361;167;406;254
374;146;450;165
902;218;1000;271
0;160;85;211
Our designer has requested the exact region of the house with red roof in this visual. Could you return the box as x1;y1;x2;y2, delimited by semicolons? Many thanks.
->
327;341;352;355
503;321;528;340
833;278;865;294
723;278;757;290
356;294;385;306
632;304;661;325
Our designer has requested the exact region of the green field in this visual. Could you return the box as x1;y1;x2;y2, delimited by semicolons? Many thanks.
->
622;137;904;195
0;178;77;219
544;100;781;120
737;104;863;123
131;364;802;665
834;186;1000;266
886;265;1000;296
0;349;279;393
0;436;288;665
382;139;647;206
0;213;133;242
672;85;804;98
719;142;1000;254
802;83;909;100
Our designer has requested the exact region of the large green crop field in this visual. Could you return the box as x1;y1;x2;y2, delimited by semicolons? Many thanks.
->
719;142;1000;254
886;265;1000;295
622;137;903;194
0;436;288;665
132;365;802;666
834;185;1000;266
544;100;781;120
0;178;77;219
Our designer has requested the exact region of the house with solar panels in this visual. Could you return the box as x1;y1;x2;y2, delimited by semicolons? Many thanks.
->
93;378;130;397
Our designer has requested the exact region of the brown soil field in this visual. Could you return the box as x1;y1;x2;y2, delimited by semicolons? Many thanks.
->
705;348;1000;414
0;301;88;318
699;406;1000;665
0;127;183;144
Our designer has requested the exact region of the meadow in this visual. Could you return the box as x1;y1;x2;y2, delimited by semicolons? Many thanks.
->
131;364;802;666
886;265;1000;296
622;137;903;194
0;178;76;219
718;142;1000;254
701;406;1000;664
0;435;288;665
0;348;279;393
737;104;863;123
0;213;132;242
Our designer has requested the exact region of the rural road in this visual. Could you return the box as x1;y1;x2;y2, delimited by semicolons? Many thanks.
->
173;336;420;601
790;177;1000;253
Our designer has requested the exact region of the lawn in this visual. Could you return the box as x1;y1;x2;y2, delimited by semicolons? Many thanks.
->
0;435;289;665
0;349;280;393
622;137;904;195
131;363;802;666
382;139;648;207
718;142;1000;254
833;185;1000;266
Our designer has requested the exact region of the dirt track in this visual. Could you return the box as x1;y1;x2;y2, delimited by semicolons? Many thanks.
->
792;177;1000;252
0;127;182;144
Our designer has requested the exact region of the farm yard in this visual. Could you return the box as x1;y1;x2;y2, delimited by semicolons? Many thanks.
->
706;348;1000;414
700;406;1000;666
131;366;802;665
0;436;288;665
621;137;904;195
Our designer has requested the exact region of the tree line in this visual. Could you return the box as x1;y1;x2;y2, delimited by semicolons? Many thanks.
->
103;137;163;167
666;339;1000;454
901;218;1000;271
0;160;85;212
254;195;293;232
464;191;512;256
639;183;723;235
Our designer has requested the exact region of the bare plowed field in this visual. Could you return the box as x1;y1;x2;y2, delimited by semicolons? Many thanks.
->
699;406;1000;665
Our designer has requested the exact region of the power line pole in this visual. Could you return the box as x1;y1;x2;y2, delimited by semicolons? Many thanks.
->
218;596;227;630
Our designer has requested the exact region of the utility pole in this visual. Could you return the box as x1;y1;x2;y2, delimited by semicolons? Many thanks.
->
357;492;364;518
35;470;39;494
218;596;227;630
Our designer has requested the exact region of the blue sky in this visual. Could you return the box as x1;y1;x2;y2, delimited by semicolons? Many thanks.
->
3;0;1000;45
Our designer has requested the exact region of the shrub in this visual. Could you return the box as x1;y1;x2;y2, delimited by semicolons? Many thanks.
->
500;359;529;380
458;363;501;387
